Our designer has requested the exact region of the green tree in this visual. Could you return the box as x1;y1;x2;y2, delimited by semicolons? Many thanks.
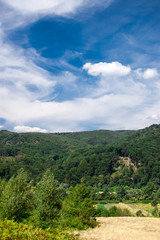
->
0;169;33;221
116;185;126;201
62;184;96;229
0;178;6;198
35;169;61;227
151;199;159;217
143;182;156;199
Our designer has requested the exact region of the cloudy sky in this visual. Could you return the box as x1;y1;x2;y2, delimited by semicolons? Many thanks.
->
0;0;160;133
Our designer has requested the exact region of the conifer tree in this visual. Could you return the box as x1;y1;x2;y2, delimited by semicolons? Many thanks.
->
0;169;33;221
35;169;61;227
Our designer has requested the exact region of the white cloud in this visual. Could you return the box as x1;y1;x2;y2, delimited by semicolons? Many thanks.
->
0;0;160;133
0;49;159;132
83;62;131;77
0;125;3;129
0;26;56;101
1;0;114;22
151;114;159;120
4;0;83;15
143;68;159;79
14;125;47;133
135;68;159;79
0;86;147;132
0;35;159;133
0;2;115;38
0;0;114;31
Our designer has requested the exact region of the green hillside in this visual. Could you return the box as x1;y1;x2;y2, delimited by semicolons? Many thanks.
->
55;124;160;188
0;129;133;180
0;125;160;192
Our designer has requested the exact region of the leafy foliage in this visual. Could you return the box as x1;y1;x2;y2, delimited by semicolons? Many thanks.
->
35;169;62;228
0;129;133;181
0;170;33;221
62;184;96;229
0;219;76;240
95;205;131;217
0;124;160;196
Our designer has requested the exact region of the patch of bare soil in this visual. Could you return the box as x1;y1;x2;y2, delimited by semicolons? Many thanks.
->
78;217;160;240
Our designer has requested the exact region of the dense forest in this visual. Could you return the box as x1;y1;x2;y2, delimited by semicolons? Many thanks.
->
0;124;160;201
0;124;160;194
0;124;160;238
0;128;134;181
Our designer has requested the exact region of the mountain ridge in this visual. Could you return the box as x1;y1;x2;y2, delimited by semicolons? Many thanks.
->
0;124;160;190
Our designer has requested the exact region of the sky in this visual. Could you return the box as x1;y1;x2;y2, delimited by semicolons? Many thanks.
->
0;0;160;133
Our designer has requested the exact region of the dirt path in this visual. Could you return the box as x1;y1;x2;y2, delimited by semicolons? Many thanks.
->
78;217;160;240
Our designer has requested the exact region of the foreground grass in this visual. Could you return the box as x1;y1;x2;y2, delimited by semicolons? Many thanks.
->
0;219;76;240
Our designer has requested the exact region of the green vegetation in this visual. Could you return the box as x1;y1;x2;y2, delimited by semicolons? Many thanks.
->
95;205;131;217
0;170;33;221
0;171;96;239
0;124;160;192
34;169;62;228
0;124;160;238
0;219;75;240
62;184;96;229
0;128;133;182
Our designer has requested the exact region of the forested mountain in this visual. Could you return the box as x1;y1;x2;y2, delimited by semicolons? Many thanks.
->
0;124;160;191
0;129;133;180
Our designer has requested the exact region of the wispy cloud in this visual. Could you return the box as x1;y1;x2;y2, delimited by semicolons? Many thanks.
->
1;57;160;132
3;0;113;15
0;28;56;100
0;0;160;132
0;0;114;30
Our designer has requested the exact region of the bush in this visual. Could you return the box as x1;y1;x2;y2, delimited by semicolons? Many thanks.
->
95;205;131;217
151;199;158;207
152;206;159;217
0;219;76;240
95;207;109;217
108;206;121;216
136;210;144;217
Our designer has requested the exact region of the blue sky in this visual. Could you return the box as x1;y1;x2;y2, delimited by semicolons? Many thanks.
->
0;0;160;133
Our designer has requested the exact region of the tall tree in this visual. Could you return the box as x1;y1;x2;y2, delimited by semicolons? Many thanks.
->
0;169;33;221
35;169;61;227
62;184;95;229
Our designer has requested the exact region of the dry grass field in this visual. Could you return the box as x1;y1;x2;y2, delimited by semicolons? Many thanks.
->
78;217;160;240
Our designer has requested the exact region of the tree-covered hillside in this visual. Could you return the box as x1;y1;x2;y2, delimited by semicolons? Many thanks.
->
0;129;133;180
0;125;160;191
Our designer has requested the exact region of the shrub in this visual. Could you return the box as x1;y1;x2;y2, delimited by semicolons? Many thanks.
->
152;206;159;217
136;210;144;217
0;219;76;240
95;207;109;217
118;208;131;216
108;206;121;216
151;199;158;207
95;205;131;217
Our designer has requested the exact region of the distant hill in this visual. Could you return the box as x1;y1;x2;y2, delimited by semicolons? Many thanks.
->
0;125;160;189
0;128;134;151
